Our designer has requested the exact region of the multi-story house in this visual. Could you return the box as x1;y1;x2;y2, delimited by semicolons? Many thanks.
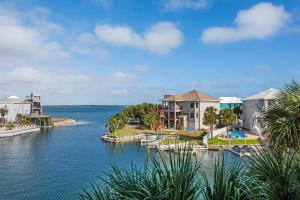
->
242;88;279;135
161;90;220;130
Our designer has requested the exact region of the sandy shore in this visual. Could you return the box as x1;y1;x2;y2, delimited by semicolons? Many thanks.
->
52;118;76;127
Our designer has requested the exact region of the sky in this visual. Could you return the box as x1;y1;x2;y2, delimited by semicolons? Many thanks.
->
0;0;299;105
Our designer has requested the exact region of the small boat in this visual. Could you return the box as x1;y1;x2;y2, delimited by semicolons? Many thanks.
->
229;146;244;156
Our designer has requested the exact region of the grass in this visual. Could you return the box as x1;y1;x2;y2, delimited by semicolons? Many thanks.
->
208;136;261;145
109;126;205;140
108;126;142;137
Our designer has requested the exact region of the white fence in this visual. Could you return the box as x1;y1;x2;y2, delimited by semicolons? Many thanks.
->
202;126;230;146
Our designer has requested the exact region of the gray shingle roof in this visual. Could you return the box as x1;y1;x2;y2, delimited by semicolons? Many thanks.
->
243;88;279;101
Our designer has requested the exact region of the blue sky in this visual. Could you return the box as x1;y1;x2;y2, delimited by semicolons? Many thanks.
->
0;0;299;105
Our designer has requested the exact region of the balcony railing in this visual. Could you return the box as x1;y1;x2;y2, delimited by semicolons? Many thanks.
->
162;105;182;110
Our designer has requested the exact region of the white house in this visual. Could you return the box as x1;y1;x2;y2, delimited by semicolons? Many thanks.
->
0;96;31;123
242;88;279;135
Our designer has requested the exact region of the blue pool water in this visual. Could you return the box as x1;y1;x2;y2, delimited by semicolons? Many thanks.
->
229;132;246;138
0;106;239;199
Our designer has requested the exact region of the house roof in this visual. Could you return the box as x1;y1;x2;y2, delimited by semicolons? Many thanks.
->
163;90;219;102
0;96;31;104
243;88;279;101
219;96;242;104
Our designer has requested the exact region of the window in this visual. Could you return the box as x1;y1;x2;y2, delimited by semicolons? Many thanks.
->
190;103;194;108
190;113;194;119
195;102;199;108
196;112;199;118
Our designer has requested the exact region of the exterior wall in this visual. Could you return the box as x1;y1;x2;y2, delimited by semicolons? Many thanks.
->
242;100;256;130
163;100;219;130
242;99;273;134
0;103;31;122
199;101;220;129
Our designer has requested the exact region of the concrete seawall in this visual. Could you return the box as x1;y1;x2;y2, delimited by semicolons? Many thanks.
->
0;127;40;138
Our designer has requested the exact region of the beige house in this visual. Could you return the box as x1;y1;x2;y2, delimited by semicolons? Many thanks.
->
242;88;279;135
161;90;220;130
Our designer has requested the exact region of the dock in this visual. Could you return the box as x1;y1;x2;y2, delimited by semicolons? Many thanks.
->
101;134;145;143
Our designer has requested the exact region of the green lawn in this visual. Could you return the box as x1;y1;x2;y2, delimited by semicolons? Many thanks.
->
208;136;261;145
108;126;142;137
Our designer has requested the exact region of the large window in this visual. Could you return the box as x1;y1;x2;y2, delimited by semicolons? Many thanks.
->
190;103;194;108
190;112;194;119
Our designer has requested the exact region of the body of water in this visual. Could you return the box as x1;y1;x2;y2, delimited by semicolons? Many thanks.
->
0;106;239;199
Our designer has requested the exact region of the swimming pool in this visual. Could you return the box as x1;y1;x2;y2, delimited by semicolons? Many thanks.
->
229;132;246;139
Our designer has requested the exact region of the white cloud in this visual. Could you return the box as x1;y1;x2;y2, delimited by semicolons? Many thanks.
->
254;66;272;72
108;72;138;82
0;67;42;83
71;33;110;60
133;65;149;73
95;21;183;54
0;4;69;66
201;3;290;44
163;0;208;11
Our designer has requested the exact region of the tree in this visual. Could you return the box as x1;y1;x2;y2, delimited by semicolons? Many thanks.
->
233;106;242;123
218;109;236;143
203;107;218;139
105;117;119;134
0;107;8;126
114;112;128;129
143;112;157;130
263;80;300;152
20;118;31;126
6;122;14;130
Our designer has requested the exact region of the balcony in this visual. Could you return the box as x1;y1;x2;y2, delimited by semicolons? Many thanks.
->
161;105;182;111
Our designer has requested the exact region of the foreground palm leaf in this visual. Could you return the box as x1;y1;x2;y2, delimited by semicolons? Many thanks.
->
79;151;202;200
246;147;300;200
201;156;265;200
263;80;300;151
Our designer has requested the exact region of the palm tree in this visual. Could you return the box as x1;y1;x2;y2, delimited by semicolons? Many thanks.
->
143;112;157;130
203;107;218;139
79;152;202;200
0;107;8;126
263;80;300;152
105;117;119;133
246;147;300;200
218;109;236;136
233;106;242;124
202;157;265;200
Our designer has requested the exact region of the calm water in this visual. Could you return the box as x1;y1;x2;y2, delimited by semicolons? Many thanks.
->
0;106;239;200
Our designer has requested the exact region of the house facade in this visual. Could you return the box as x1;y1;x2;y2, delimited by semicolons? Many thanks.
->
219;96;242;110
0;93;43;124
0;96;31;123
161;90;220;130
242;88;279;135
